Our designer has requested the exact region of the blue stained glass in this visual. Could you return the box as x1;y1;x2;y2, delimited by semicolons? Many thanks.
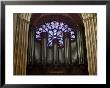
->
62;27;65;31
42;25;46;28
64;29;67;32
36;21;75;47
53;29;57;33
42;29;46;32
51;22;55;29
58;33;63;37
68;28;71;32
64;25;68;29
57;31;60;36
53;32;57;35
48;30;53;36
59;22;64;29
36;35;40;38
46;23;51;29
39;28;42;32
71;35;75;38
36;31;40;34
55;22;59;29
71;31;74;34
53;36;57;39
45;28;48;31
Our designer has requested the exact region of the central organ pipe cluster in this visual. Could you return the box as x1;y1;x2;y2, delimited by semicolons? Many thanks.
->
28;21;84;65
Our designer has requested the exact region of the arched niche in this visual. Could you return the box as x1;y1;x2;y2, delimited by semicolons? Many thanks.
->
26;13;88;75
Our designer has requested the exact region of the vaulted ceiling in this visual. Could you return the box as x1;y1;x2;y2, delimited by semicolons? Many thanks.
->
30;13;84;28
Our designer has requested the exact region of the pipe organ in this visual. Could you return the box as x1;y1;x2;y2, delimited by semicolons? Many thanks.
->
27;26;85;66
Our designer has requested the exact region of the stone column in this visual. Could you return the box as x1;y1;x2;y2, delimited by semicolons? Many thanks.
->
23;14;30;75
13;13;18;75
82;13;97;75
15;14;22;75
13;13;31;75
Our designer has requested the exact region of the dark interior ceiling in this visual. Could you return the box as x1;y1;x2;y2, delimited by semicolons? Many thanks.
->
30;13;84;28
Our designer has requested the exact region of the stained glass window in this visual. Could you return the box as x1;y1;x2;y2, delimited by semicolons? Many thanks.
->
36;21;75;47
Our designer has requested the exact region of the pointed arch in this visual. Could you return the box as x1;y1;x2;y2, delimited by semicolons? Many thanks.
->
26;13;88;75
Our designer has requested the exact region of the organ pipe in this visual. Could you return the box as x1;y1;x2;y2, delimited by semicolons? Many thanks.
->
64;33;70;64
53;39;58;65
41;32;47;64
71;41;78;64
47;48;53;64
58;48;64;64
35;41;41;64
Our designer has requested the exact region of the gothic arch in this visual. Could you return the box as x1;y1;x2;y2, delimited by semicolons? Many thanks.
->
26;13;88;75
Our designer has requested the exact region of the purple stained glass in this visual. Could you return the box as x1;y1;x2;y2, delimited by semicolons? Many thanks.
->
36;21;75;47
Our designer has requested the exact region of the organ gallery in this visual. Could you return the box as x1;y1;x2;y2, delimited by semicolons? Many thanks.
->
13;13;97;75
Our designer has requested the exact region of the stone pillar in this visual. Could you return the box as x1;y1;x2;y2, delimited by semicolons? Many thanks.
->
13;13;31;75
15;14;23;75
13;13;18;75
82;13;97;75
